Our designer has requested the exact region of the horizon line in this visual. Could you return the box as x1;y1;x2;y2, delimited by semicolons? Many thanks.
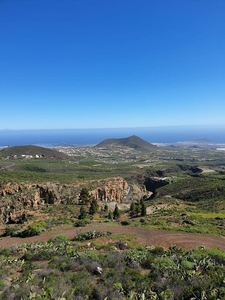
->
1;124;225;131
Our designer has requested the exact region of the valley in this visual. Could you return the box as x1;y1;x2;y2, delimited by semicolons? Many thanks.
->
0;136;225;299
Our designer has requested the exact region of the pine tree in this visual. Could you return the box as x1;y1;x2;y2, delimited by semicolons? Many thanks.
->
107;210;113;220
113;204;120;220
89;199;98;215
104;204;108;212
79;188;91;205
78;206;87;219
129;201;136;218
140;198;146;217
134;200;141;217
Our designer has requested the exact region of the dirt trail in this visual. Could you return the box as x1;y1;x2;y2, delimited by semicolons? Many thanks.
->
0;223;225;250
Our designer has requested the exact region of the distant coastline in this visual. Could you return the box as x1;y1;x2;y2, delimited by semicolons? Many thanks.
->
0;126;225;147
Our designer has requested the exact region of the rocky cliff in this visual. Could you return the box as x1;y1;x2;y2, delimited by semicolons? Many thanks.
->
90;178;129;202
0;177;144;224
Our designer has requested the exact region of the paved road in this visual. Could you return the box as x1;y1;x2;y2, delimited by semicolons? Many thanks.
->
125;185;133;202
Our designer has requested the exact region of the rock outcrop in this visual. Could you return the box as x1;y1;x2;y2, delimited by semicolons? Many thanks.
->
0;177;143;224
144;177;169;193
90;178;129;202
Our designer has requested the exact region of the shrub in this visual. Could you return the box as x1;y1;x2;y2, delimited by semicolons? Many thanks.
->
150;246;165;256
19;221;47;237
2;221;47;238
121;220;131;226
139;218;146;224
2;226;20;237
114;241;130;250
74;218;91;227
73;230;111;241
52;235;70;244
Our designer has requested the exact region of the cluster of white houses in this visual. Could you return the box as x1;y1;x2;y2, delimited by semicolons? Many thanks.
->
4;154;44;160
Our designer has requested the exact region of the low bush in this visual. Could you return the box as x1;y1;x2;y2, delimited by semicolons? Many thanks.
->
121;220;131;226
73;230;111;241
2;221;47;238
114;241;130;250
74;218;91;227
2;226;20;237
19;221;47;237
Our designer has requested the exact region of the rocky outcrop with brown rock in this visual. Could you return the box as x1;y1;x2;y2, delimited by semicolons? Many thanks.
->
90;178;129;202
0;182;62;224
0;177;144;224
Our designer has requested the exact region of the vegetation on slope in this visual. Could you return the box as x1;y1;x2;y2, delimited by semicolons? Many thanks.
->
95;135;156;150
0;234;225;299
0;142;225;299
156;174;225;206
0;145;70;159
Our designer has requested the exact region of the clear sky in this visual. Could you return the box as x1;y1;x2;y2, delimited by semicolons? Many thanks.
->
0;0;225;130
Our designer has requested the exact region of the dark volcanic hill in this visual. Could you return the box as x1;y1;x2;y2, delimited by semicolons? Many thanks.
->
0;145;69;159
95;135;156;150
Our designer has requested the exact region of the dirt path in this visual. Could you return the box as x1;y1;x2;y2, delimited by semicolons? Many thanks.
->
1;223;225;250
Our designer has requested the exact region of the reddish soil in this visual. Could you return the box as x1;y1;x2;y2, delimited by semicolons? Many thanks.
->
1;223;225;250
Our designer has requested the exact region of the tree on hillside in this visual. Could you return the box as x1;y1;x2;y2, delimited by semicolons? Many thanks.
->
78;206;87;219
104;204;108;212
89;199;98;215
129;201;136;218
130;199;146;218
140;198;146;217
134;200;141;217
113;204;120;220
79;187;91;205
107;210;113;220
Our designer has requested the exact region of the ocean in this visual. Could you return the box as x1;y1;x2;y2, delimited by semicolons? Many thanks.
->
0;126;225;147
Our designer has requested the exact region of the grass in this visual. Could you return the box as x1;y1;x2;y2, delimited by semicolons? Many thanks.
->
156;173;225;206
0;157;142;183
190;212;225;219
131;195;225;235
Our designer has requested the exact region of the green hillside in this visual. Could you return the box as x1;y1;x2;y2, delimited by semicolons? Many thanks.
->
0;145;70;159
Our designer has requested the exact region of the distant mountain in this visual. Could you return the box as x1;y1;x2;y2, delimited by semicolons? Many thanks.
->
0;145;70;159
95;135;156;150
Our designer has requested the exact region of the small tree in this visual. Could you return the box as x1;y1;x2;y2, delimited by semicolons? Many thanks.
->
79;188;91;205
89;199;98;215
113;204;120;220
78;206;87;219
107;210;113;220
140;198;147;217
134;200;141;217
130;200;145;218
104;204;109;212
129;201;136;218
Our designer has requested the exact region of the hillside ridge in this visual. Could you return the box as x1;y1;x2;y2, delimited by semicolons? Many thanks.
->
0;145;69;159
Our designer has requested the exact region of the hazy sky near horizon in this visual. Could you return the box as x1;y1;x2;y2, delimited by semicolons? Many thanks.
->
1;0;225;130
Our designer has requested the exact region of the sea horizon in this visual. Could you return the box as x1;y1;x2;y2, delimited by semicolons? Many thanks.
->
0;125;225;147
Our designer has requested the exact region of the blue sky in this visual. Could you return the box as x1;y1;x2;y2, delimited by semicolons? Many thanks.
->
0;0;225;130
